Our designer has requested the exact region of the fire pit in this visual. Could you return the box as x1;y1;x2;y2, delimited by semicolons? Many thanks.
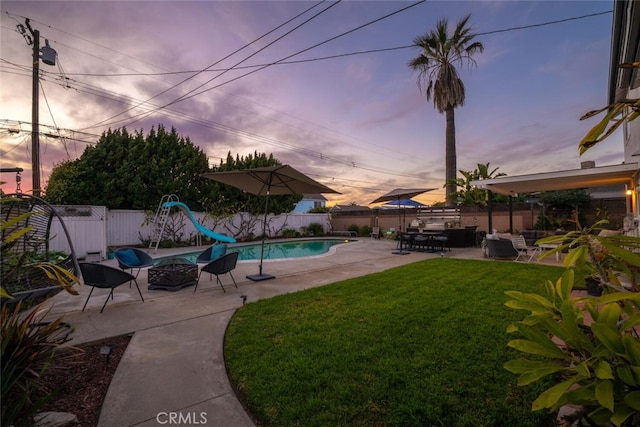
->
148;257;198;291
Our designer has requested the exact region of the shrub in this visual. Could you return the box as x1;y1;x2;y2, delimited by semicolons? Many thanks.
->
504;219;640;426
282;228;297;238
347;224;360;236
359;225;372;236
306;223;325;237
1;302;78;426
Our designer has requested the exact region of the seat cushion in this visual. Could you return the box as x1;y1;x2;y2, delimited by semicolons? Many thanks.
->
210;244;227;261
116;249;141;266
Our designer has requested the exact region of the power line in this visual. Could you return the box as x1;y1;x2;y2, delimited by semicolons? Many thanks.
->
82;0;334;131
22;10;611;79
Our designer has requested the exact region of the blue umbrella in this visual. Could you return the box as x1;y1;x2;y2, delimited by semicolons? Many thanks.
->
383;198;427;208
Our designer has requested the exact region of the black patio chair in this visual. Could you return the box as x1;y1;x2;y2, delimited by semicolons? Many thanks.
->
114;247;154;279
195;252;239;293
80;262;144;313
195;244;227;264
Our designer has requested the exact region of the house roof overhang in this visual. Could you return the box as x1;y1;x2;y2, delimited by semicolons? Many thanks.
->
470;163;639;196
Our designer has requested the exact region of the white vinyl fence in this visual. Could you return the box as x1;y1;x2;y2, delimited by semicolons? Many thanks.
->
50;205;331;259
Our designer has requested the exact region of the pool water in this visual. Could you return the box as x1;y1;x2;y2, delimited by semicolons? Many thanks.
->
161;239;355;263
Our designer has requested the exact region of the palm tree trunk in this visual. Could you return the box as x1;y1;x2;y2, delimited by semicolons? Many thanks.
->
445;107;457;207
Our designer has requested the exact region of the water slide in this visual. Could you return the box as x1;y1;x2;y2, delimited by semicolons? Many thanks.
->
163;201;236;243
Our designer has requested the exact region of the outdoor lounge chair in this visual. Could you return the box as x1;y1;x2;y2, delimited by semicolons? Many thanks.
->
114;247;154;279
511;235;535;262
195;252;239;293
80;262;145;313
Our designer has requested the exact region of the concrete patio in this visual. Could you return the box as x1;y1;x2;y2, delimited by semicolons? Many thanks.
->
40;238;561;426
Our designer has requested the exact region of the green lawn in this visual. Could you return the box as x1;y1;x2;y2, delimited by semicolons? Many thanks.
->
225;258;566;426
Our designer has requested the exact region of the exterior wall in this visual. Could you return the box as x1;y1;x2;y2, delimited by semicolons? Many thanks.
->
330;200;629;235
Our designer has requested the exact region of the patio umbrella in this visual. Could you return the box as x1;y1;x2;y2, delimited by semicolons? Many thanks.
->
383;198;428;209
202;165;340;281
370;188;435;254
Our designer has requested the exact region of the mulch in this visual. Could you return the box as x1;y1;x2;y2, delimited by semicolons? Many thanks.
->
38;334;132;426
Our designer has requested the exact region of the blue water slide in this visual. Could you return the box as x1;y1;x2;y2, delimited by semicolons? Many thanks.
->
163;201;236;243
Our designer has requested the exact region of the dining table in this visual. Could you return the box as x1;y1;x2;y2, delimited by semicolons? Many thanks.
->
395;231;447;254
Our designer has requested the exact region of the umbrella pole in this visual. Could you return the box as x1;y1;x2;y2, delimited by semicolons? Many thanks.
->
247;190;275;281
392;197;409;255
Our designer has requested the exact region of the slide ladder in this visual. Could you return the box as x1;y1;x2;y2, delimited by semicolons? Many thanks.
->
149;194;179;253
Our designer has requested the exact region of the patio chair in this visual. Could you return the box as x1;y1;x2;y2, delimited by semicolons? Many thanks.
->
79;262;145;313
511;235;535;262
485;238;518;260
370;226;380;239
114;247;154;279
195;244;227;264
195;252;239;293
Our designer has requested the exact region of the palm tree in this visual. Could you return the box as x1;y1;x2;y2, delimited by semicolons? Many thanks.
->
409;14;484;206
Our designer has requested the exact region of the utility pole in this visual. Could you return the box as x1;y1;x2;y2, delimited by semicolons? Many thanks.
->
19;19;56;197
31;25;40;197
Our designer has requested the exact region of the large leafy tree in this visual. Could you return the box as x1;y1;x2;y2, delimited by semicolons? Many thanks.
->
409;14;484;206
45;125;214;210
448;162;506;206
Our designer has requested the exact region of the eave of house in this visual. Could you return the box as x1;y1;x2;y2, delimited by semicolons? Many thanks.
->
470;163;639;196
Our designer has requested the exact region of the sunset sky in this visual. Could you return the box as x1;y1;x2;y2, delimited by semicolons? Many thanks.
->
0;1;621;206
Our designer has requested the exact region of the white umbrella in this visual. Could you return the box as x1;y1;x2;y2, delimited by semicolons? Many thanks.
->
203;165;340;281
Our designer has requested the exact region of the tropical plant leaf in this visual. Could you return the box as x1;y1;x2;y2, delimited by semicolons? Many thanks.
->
574;360;591;378
532;378;576;410
624;391;640;410
622;335;640;367
504;290;554;309
556;270;574;300
592;324;625;355
596;303;622;328
619;312;640;333
507;339;566;359
616;365;637;386
595;379;614;412
610;403;637;427
595;361;614;380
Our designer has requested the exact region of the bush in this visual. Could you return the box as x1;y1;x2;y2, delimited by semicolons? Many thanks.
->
347;224;360;236
282;228;298;238
359;225;372;236
504;220;640;425
1;302;78;426
305;223;325;237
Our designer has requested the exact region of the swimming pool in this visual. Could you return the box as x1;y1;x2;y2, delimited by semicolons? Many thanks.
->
158;239;355;263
